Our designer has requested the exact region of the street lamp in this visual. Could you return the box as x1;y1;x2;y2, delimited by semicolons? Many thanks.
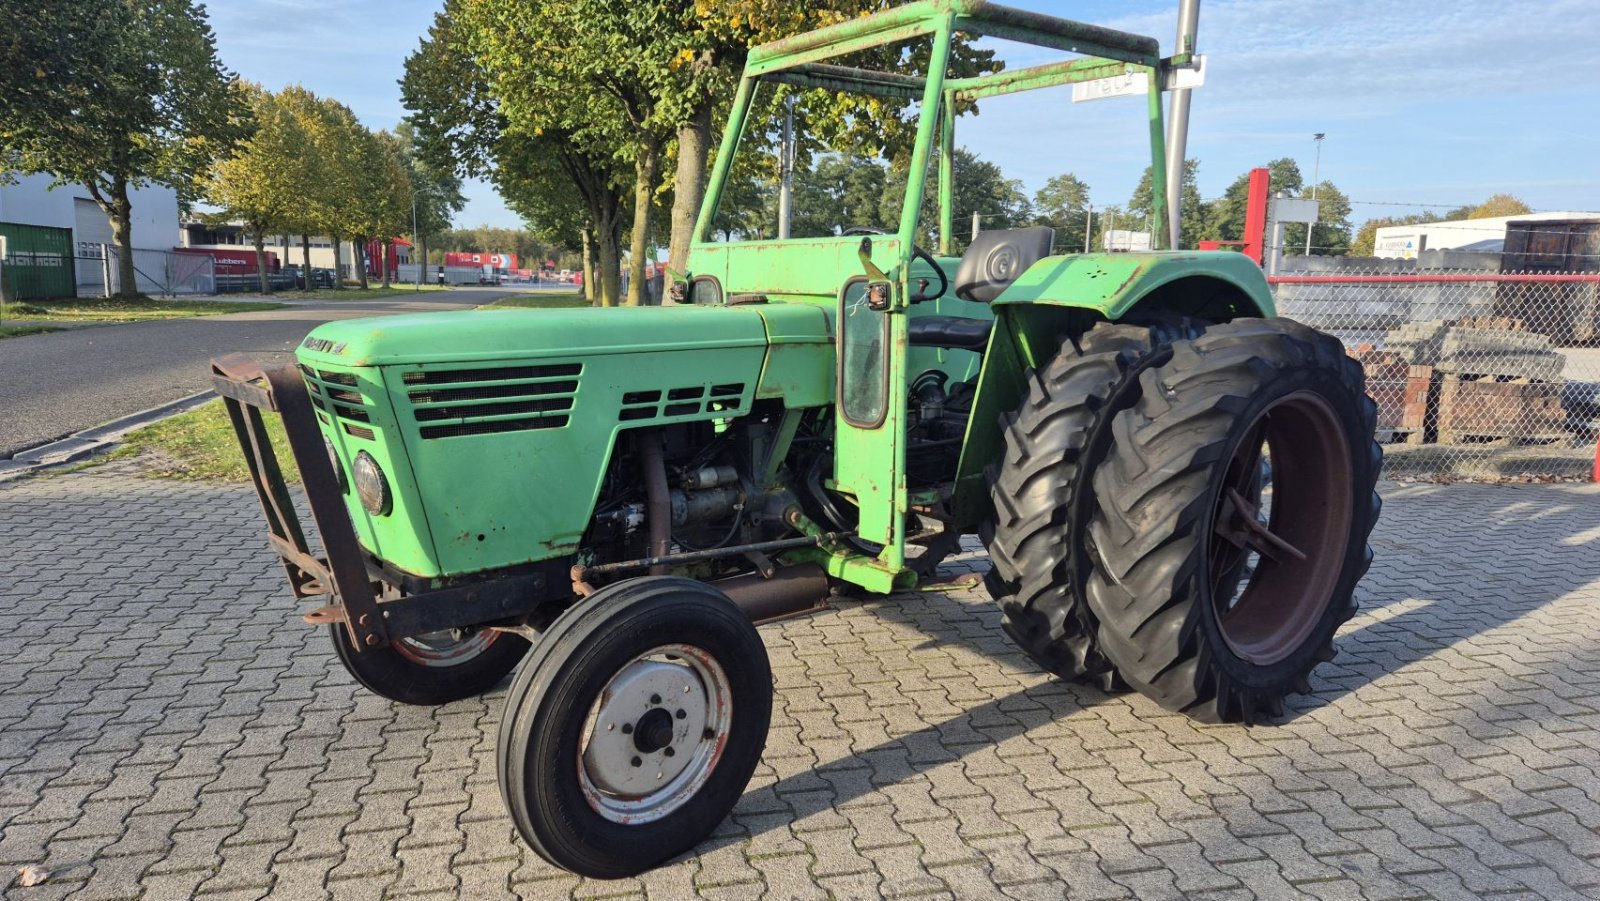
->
1304;133;1325;256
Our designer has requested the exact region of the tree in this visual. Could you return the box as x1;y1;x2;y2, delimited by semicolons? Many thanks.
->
1470;194;1533;219
1201;158;1302;246
395;122;466;288
203;85;312;293
1283;180;1353;256
1033;173;1092;252
1128;159;1203;248
3;0;242;297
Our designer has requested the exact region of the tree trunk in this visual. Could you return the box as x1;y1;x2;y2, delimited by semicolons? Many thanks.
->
253;231;270;295
355;236;370;290
668;101;713;274
108;195;137;299
380;242;392;288
580;226;595;304
626;134;660;306
330;237;345;290
595;207;621;308
301;234;312;290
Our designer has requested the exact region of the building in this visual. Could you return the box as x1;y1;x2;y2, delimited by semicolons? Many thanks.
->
1374;211;1600;260
0;172;181;298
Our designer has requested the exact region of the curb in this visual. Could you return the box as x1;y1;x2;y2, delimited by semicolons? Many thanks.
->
0;390;217;480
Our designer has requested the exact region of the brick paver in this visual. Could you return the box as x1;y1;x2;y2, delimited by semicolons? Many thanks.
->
2;462;1599;899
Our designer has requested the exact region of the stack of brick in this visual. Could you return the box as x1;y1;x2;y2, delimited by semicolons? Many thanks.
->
1377;317;1568;443
1348;345;1431;437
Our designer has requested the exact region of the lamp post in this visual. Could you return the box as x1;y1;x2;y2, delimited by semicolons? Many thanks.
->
1304;133;1325;257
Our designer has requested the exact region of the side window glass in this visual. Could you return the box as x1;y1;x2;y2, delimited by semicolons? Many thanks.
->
839;279;888;427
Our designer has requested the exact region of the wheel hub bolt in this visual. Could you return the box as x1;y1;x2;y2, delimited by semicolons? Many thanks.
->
650;694;661;705
621;723;633;735
675;709;686;720
631;756;641;767
664;747;675;758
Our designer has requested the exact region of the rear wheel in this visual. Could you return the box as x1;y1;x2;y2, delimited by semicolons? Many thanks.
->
1084;319;1382;723
331;625;529;706
982;319;1196;689
497;577;771;878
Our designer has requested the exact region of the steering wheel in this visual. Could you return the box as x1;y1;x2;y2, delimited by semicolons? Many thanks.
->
841;226;948;303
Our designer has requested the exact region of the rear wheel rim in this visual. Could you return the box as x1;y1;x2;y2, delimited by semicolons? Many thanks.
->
392;630;498;667
1208;390;1353;667
577;643;733;825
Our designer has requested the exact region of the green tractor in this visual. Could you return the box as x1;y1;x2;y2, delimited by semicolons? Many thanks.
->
214;0;1380;878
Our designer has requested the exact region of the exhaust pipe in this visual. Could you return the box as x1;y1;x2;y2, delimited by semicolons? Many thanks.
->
713;563;829;623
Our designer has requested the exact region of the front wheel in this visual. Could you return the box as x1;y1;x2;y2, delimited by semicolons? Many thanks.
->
497;577;772;878
1085;319;1382;723
331;625;528;706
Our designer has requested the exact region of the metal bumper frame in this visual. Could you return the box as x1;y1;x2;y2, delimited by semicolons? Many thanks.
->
209;354;551;651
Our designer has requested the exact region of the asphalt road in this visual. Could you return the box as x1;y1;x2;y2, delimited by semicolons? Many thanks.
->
0;288;515;458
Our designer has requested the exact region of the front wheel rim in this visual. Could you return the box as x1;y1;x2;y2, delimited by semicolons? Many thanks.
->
1208;390;1353;667
577;643;733;825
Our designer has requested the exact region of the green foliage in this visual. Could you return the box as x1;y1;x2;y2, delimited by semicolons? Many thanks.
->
2;0;242;296
203;84;314;288
1469;194;1533;219
1032;173;1091;252
1202;157;1301;245
1127;159;1203;248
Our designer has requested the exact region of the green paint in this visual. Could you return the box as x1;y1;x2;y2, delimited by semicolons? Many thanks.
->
262;1;1274;599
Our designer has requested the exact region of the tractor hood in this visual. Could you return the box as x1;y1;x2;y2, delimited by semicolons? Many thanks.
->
296;304;773;369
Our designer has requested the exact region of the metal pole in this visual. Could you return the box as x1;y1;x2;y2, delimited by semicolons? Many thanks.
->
1304;133;1324;257
1165;0;1200;250
971;210;980;242
1083;204;1093;253
411;192;419;292
777;95;794;240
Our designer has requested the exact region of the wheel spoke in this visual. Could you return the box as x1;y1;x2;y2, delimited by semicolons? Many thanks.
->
1215;487;1306;564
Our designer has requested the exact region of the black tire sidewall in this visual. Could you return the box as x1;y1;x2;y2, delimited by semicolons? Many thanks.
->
499;578;771;879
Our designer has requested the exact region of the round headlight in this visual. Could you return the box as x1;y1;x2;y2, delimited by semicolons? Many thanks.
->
352;451;391;516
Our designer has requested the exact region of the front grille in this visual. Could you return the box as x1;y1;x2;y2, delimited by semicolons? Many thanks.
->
300;365;375;432
403;363;581;440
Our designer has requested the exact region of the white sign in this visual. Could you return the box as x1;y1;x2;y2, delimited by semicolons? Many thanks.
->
1270;198;1320;225
1072;56;1205;103
1103;230;1153;252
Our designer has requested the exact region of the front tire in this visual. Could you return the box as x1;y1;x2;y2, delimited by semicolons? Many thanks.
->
497;577;772;878
1084;319;1381;723
331;625;528;706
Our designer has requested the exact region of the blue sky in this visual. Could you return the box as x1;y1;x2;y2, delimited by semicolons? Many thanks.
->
203;0;1600;231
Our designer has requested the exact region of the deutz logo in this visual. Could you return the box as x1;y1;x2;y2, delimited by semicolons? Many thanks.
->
302;337;347;354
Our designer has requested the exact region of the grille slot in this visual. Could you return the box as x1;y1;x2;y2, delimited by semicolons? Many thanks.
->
413;398;573;422
421;417;569;440
406;363;580;439
403;363;581;385
410;380;577;404
301;366;375;429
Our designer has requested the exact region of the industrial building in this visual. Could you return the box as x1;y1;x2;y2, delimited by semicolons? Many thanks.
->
0;172;180;298
1374;211;1600;259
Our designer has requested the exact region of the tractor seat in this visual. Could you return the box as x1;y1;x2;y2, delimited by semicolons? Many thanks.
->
908;316;993;352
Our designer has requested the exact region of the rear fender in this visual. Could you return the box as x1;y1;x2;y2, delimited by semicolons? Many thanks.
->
949;252;1273;527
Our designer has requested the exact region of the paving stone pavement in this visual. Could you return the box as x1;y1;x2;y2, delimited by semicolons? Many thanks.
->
3;461;1600;900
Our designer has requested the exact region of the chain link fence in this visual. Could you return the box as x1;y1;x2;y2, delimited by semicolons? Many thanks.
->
1272;268;1600;480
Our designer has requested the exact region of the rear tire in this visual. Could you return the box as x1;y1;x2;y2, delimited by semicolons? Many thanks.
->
1084;319;1382;723
983;319;1196;689
497;577;771;878
331;625;529;706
